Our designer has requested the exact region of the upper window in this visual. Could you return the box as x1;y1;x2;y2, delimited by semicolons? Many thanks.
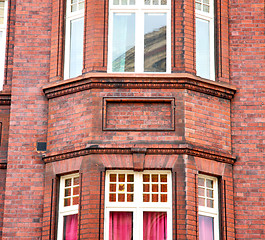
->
104;170;172;240
0;0;8;90
195;0;215;80
64;0;84;79
57;173;80;240
108;0;171;73
198;174;219;240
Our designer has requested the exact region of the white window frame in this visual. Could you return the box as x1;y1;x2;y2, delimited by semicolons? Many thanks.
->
104;170;172;240
57;173;79;240
108;0;171;73
64;0;84;79
0;0;8;90
195;0;215;80
198;174;219;240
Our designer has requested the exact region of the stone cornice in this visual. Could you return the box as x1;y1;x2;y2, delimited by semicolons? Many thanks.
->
43;73;236;100
0;92;11;105
43;145;236;165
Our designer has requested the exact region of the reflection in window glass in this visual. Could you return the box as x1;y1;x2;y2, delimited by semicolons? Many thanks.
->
70;17;84;78
143;212;167;239
196;18;210;79
144;13;166;72
112;13;135;72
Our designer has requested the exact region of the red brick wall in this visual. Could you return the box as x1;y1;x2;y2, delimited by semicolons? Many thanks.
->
230;0;265;239
0;105;10;162
2;0;51;238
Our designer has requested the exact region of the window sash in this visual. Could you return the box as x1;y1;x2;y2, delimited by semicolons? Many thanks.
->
108;1;171;73
104;170;172;240
0;0;7;90
198;174;219;240
195;0;215;80
64;0;84;79
57;173;79;240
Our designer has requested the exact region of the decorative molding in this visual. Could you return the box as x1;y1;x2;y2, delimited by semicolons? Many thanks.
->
0;162;7;169
43;73;236;100
0;93;11;105
43;145;236;165
103;97;175;131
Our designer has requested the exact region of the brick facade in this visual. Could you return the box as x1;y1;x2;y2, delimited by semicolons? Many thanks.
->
0;0;263;239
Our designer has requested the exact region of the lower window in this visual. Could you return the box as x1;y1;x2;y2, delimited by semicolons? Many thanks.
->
57;173;80;240
105;170;172;240
198;174;219;240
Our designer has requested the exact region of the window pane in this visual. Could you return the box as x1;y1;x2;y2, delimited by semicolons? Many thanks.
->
199;215;214;240
196;18;210;79
70;17;84;78
143;212;167;240
109;212;133;240
112;13;135;72
144;13;166;72
63;214;78;240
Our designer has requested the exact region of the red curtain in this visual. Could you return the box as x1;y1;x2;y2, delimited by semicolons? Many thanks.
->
143;212;167;240
109;212;133;240
64;214;78;240
199;215;214;240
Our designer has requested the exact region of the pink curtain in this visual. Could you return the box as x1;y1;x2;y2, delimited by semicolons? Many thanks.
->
199;215;214;240
64;214;78;240
143;212;167;240
109;212;133;240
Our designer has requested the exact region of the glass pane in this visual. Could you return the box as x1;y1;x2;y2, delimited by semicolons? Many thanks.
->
112;13;135;72
153;0;158;4
118;194;125;202
161;184;167;192
161;194;167;202
143;193;150;202
203;0;209;3
109;193;116;202
127;184;134;192
195;2;201;10
152;184;158;192
143;212;167;240
207;189;213;198
144;13;166;72
203;5;210;12
73;186;79;195
121;0;127;4
160;174;167;182
110;174;116;182
129;0;135;4
196;18;210;79
127;194;134;202
151;174;158;182
71;4;77;12
198;187;205;197
198;197;205;206
69;17;84;78
73;196;79;205
118;183;125;192
109;212;133;240
65;188;71;197
143;174;150;182
73;177;79;185
64;198;71;207
207;199;214;208
113;0;119;4
110;184;116;192
161;0;167;5
63;214;78;240
206;179;213;188
65;179;72;187
198;177;204;186
127;174;134;182
152;194;158;202
119;174;125;182
145;0;151;5
199;215;214;240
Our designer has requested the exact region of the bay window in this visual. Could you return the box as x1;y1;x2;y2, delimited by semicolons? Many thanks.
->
195;0;215;80
108;0;171;73
198;174;219;240
104;170;172;240
57;173;80;240
0;0;7;90
64;0;84;79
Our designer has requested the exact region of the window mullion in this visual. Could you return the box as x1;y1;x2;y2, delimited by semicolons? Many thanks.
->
135;11;144;72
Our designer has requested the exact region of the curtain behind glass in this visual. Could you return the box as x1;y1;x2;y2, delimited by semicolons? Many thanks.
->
63;214;78;240
199;215;214;240
112;13;135;72
143;212;167;240
196;18;210;79
109;212;133;240
70;17;84;78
